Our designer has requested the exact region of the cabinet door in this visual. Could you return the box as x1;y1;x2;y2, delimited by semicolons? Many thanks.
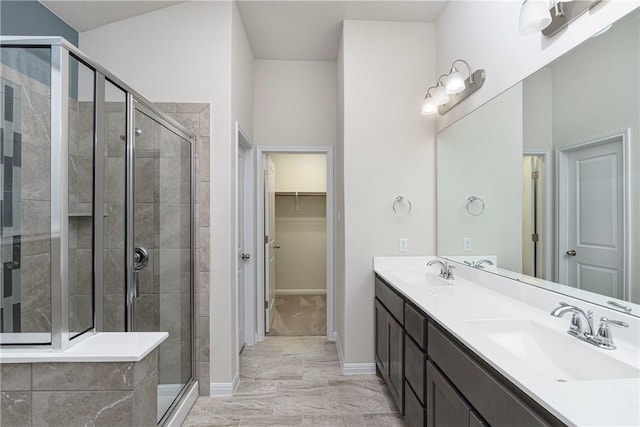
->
387;313;404;412
426;361;471;427
405;380;426;427
374;298;388;376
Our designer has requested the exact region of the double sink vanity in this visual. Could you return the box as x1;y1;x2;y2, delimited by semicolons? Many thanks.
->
373;257;640;427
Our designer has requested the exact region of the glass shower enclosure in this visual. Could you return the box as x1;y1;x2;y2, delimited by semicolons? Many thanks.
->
0;37;195;424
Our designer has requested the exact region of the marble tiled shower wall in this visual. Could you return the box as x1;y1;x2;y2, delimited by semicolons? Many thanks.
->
0;54;52;335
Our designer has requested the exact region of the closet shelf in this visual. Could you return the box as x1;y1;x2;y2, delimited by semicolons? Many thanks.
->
275;192;326;196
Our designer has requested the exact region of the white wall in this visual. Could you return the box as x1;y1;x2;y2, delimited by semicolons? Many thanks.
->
340;21;436;364
254;60;337;147
335;34;346;353
437;84;524;272
80;0;255;388
271;153;326;192
435;1;639;132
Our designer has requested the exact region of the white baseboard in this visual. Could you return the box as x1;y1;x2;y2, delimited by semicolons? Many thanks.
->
334;331;376;375
210;371;239;396
165;381;198;427
275;289;327;296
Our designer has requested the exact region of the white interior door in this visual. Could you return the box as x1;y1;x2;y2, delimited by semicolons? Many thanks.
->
558;136;626;298
264;156;277;333
237;149;246;353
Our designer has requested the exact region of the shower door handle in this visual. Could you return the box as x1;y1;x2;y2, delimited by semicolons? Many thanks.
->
132;270;139;298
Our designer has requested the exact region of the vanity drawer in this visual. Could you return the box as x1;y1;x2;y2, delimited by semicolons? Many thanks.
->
405;303;427;349
404;379;426;427
375;276;404;323
405;332;426;404
428;323;554;427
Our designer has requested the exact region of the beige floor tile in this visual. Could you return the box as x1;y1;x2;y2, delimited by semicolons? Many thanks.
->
363;413;404;426
185;337;400;425
239;415;303;426
302;414;366;426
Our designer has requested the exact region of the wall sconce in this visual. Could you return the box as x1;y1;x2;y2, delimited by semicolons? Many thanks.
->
519;0;602;37
421;60;486;116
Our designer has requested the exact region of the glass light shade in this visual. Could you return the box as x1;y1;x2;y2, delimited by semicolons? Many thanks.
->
432;85;450;105
446;68;466;95
519;0;552;35
421;95;438;115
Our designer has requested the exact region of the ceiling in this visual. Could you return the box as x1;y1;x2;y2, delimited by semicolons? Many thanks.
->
40;0;448;61
40;1;186;32
236;1;448;60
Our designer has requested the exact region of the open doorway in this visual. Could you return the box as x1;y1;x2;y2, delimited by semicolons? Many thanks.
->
256;147;334;342
522;150;552;281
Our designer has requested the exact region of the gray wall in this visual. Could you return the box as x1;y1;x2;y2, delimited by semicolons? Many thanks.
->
0;1;78;46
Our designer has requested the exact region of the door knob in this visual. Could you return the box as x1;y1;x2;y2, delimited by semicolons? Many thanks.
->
566;250;577;256
241;253;251;260
274;244;281;249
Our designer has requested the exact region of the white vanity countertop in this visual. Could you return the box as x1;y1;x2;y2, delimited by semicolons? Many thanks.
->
0;332;168;363
374;256;640;427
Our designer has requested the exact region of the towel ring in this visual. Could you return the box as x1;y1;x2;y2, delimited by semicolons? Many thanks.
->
466;196;485;216
393;196;412;216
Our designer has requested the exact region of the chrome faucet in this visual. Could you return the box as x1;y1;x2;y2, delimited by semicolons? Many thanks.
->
475;259;494;269
427;259;455;280
550;302;594;337
551;302;629;350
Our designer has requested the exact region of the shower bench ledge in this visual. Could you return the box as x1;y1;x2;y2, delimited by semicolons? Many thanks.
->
0;332;168;363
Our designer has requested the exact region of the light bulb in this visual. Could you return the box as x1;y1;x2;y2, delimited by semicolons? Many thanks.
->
421;95;438;115
445;68;466;95
432;84;450;105
519;0;552;35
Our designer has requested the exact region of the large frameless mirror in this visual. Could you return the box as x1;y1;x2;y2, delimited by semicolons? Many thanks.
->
436;9;640;316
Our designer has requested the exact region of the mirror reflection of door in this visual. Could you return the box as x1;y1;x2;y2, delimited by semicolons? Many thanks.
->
557;134;627;299
522;155;543;278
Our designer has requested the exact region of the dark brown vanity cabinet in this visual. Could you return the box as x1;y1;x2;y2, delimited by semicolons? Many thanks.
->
374;274;564;427
426;360;487;427
374;277;404;412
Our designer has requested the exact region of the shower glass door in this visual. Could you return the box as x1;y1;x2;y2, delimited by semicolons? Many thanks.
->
131;103;194;422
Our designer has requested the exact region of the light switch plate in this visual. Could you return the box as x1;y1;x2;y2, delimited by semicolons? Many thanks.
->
463;237;472;251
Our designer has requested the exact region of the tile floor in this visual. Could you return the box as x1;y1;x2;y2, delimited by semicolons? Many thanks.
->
269;295;327;336
182;336;403;426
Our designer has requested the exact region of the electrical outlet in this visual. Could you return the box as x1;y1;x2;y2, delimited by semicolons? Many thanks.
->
463;237;472;251
399;238;408;252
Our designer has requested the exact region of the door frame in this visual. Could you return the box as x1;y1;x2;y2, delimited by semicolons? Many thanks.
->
523;149;552;281
236;122;256;348
254;146;335;342
555;130;629;298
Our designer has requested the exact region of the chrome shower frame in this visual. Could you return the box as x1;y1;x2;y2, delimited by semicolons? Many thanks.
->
0;39;197;410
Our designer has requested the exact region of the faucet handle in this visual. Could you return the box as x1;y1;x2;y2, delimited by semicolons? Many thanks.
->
445;264;456;280
593;317;629;350
600;317;628;328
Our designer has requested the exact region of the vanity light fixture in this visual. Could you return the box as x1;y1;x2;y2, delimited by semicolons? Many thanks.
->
519;0;602;37
421;61;486;116
421;87;438;115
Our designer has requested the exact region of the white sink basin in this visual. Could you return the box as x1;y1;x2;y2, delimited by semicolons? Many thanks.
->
465;319;640;382
391;271;452;287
